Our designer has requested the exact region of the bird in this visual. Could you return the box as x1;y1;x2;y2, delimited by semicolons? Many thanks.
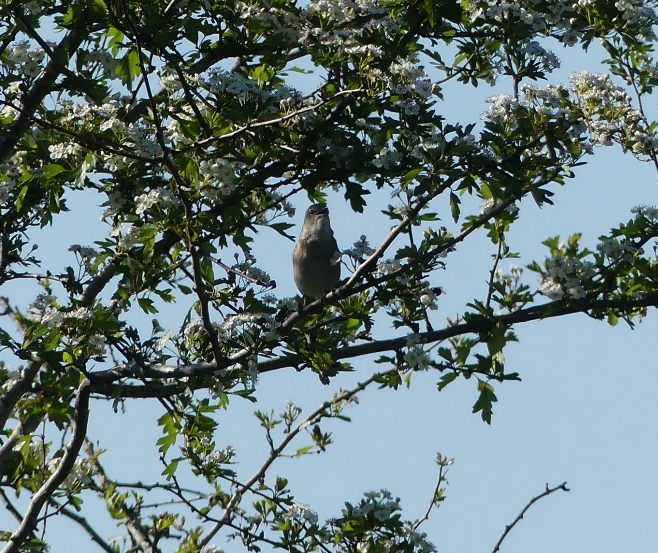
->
292;203;341;300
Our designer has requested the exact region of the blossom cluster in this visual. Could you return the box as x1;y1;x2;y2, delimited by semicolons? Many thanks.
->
84;48;118;79
403;333;432;370
181;311;281;364
69;244;101;274
339;489;438;553
538;255;596;301
199;158;240;199
3;39;47;77
484;71;658;160
477;0;546;30
480;197;520;217
300;0;399;60
284;503;319;524
466;0;658;44
614;0;658;35
521;41;561;73
28;298;110;355
206;445;236;466
569;71;658;154
408;127;448;161
0;150;26;203
134;187;182;216
205;68;304;109
631;204;658;222
344;235;376;263
495;264;524;290
596;238;639;264
347;489;401;521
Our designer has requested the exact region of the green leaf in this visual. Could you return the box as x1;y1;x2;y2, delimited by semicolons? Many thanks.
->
295;446;314;457
344;181;370;213
437;372;458;391
15;185;29;212
41;164;67;179
402;168;422;185
138;298;158;314
116;47;142;88
472;380;497;424
449;191;460;222
161;458;181;479
269;222;295;240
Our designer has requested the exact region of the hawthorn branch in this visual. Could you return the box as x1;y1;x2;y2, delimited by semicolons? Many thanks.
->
186;88;366;151
2;379;92;553
0;415;42;479
0;361;42;432
492;482;569;553
413;455;451;530
486;227;506;308
46;498;115;553
0;28;84;162
199;373;379;548
86;288;658;398
0;99;164;163
85;440;160;553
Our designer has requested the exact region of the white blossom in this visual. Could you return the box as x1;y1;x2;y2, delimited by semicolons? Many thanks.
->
284;503;318;524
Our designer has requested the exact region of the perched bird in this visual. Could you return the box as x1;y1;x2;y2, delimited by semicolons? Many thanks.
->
292;204;341;300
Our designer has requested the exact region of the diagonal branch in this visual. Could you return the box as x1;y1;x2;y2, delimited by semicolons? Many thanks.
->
0;361;42;432
0;28;84;162
186;88;366;151
492;482;569;553
0;415;42;479
46;498;115;553
2;378;92;553
85;440;160;553
199;373;379;548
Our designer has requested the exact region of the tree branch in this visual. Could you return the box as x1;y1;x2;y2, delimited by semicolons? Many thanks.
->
492;482;569;553
87;289;658;398
85;440;160;553
0;415;42;479
0;362;42;432
2;378;92;553
413;454;451;530
0;28;84;162
199;373;379;547
47;498;115;553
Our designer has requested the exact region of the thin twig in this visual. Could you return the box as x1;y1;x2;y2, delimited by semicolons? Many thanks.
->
210;256;274;287
412;457;450;529
185;88;366;151
0;488;27;526
199;373;379;548
85;440;159;553
622;56;658;176
47;499;115;553
491;482;570;553
486;227;505;309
